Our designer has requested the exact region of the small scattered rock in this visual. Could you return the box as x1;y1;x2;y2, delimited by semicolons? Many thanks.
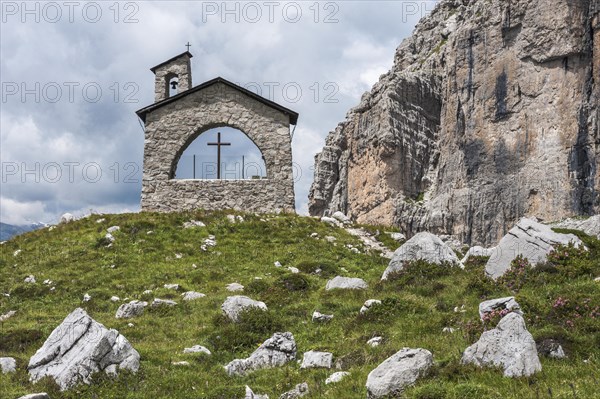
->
274;261;282;267
326;371;350;384
324;235;337;243
0;357;17;373
17;394;51;399
300;351;333;369
151;298;177;307
222;296;267;322
107;226;120;233
183;220;205;228
14;249;22;256
287;266;300;274
367;337;383;347
442;327;455;333
164;283;180;290
331;211;351;224
0;310;16;322
225;332;296;376
143;289;152;295
110;296;120;302
104;233;115;243
24;275;36;284
181;291;206;301
325;276;368;290
115;300;148;319
183;345;211;355
537;339;567;359
279;382;309;398
388;232;406;242
96;218;106;223
172;361;190;366
82;293;91;302
360;299;382;314
226;283;244;292
366;348;433;398
312;311;333;322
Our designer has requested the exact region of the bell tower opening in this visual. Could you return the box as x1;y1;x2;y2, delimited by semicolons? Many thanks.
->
150;50;193;103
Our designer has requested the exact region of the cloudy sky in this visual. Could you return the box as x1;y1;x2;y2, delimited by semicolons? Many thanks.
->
1;0;437;225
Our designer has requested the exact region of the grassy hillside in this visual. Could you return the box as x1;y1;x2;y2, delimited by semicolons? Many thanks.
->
1;211;599;399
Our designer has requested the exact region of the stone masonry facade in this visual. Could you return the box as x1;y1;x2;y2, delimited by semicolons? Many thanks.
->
138;53;297;214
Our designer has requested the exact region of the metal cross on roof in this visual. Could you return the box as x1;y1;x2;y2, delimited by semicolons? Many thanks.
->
185;42;192;51
207;132;231;179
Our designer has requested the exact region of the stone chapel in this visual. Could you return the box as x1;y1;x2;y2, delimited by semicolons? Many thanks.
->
136;51;298;213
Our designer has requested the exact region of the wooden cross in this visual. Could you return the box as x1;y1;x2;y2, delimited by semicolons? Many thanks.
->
207;132;231;179
185;42;192;51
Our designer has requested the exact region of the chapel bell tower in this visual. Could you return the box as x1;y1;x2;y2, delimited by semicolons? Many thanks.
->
150;51;193;103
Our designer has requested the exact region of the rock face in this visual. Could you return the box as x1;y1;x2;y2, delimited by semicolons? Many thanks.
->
366;348;433;398
309;0;600;246
28;308;140;390
221;296;268;322
225;332;296;376
462;312;541;377
485;217;583;279
382;232;460;279
553;214;600;237
325;276;368;290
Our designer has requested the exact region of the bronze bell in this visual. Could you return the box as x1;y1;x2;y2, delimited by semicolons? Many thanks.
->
170;80;178;90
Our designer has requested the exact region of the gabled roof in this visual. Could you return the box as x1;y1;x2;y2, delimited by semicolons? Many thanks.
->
150;51;193;73
135;77;299;125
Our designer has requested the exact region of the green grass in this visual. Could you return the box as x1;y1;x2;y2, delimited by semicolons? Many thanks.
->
1;211;599;398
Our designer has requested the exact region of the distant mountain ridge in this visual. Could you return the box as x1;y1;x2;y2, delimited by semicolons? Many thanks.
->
0;222;46;241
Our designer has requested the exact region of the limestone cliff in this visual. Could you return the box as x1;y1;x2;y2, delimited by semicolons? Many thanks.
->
309;0;600;246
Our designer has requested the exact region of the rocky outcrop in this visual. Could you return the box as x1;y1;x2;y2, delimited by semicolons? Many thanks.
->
309;0;600;246
382;232;461;279
485;217;583;279
461;312;541;377
225;332;296;376
28;308;140;390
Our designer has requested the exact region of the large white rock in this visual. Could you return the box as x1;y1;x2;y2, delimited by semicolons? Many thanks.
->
222;296;268;322
28;308;139;390
485;218;583;279
325;276;368;290
478;297;522;321
115;300;148;319
225;332;296;376
461;312;541;377
382;232;461;280
366;348;433;398
300;351;333;369
0;356;16;373
279;382;309;398
331;211;351;224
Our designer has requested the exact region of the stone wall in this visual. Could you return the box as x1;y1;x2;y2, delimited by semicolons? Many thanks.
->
142;82;295;213
153;54;193;103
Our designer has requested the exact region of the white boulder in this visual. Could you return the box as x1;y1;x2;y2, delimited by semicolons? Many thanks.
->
326;371;350;384
485;218;583;279
225;332;296;376
382;232;461;280
222;296;267;322
479;297;522;321
0;357;17;373
181;291;206;301
366;348;433;398
115;300;148;319
300;351;333;369
461;312;541;377
226;283;244;292
28;308;139;390
325;276;368;290
183;345;211;355
360;299;382;315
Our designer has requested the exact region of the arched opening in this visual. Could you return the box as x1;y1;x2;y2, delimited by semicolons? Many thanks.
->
174;127;267;180
168;76;179;97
